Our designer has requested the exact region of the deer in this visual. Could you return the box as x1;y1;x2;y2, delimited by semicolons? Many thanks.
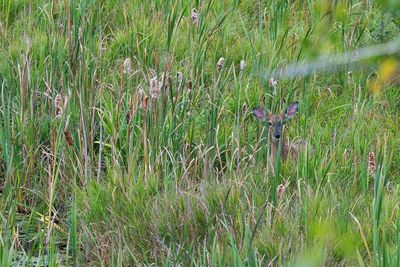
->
252;101;309;162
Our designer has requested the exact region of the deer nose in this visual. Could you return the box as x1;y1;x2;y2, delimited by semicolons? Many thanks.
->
275;133;281;139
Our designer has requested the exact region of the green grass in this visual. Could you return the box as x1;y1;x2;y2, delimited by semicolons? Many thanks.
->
1;0;400;266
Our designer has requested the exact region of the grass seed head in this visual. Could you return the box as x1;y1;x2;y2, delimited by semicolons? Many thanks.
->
78;26;83;41
343;149;350;162
177;72;183;83
217;57;225;71
54;94;63;119
137;86;145;97
58;23;64;35
150;76;161;100
123;58;132;74
163;74;171;95
368;152;376;177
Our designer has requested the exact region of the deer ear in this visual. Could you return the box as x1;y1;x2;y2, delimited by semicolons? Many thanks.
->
252;107;266;121
285;101;299;119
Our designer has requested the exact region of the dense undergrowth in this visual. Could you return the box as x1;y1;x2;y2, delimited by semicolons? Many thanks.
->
1;0;400;266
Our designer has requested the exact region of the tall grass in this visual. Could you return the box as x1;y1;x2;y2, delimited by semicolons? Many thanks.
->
1;0;400;266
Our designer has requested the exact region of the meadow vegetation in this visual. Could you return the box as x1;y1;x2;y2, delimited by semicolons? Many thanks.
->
1;0;400;266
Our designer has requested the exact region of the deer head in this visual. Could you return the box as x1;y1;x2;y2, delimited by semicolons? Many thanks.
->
252;101;299;141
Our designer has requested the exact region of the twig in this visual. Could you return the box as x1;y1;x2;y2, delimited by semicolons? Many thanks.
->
262;36;400;80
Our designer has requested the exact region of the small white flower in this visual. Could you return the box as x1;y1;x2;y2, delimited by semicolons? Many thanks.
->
240;60;246;71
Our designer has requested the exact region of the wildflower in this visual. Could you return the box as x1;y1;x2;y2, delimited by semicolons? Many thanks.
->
368;152;376;177
177;72;183;83
217;57;225;71
240;60;246;71
123;58;132;74
150;76;161;100
54;94;63;119
191;8;199;25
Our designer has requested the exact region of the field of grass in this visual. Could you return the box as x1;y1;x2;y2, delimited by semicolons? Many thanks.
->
1;0;400;266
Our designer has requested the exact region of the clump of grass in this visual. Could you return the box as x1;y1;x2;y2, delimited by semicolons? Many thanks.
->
1;0;400;266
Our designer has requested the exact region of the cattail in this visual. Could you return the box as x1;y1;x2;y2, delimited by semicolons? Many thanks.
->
188;79;193;94
141;95;149;111
191;8;199;25
277;182;288;202
150;76;161;100
368;152;376;177
54;94;63;119
162;74;171;95
217;57;225;71
242;104;247;114
177;72;183;83
64;130;73;146
240;60;246;71
123;58;132;74
126;110;131;124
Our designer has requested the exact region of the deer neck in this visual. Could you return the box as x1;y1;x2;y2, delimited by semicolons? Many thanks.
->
271;134;289;160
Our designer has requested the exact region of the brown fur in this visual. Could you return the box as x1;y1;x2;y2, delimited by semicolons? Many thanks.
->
253;102;310;162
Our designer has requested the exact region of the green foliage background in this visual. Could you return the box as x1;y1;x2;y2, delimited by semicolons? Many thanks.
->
1;0;400;266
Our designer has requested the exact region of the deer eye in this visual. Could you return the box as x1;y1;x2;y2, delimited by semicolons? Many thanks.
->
268;121;272;126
